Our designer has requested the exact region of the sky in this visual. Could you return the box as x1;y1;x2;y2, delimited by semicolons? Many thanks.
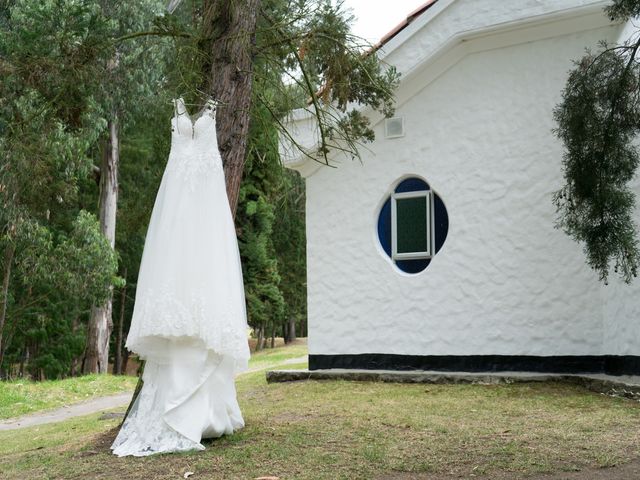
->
341;0;429;43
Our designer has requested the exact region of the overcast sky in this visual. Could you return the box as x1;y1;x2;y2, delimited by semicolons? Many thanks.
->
342;0;429;43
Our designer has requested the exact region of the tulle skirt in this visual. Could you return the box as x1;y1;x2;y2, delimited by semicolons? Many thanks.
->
111;338;244;457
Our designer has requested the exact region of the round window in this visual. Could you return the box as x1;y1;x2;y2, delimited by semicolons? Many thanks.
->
377;176;448;274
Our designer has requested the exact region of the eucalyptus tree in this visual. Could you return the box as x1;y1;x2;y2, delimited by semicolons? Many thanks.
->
0;0;120;377
554;0;640;283
83;0;168;374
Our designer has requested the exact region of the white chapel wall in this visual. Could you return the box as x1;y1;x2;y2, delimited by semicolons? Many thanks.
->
305;22;629;357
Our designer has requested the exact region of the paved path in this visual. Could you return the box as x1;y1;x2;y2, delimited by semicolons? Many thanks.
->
245;355;308;373
0;355;309;432
0;393;133;431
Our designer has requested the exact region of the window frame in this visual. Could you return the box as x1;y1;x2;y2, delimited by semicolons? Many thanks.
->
391;190;434;261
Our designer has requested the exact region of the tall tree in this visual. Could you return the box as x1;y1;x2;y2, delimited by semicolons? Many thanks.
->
83;0;167;374
554;0;640;283
84;112;119;374
237;99;287;350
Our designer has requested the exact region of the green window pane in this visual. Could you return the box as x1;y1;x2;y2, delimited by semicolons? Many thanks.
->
396;196;427;253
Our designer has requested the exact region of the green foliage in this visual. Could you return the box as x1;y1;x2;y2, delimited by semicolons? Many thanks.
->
236;119;307;342
272;168;307;332
56;211;121;299
237;100;287;337
0;0;163;378
255;0;401;162
3;211;118;379
13;212;118;304
0;0;113;379
605;0;640;20
554;20;640;282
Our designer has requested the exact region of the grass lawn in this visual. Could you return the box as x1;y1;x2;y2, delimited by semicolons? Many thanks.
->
1;356;639;479
0;374;138;420
0;339;307;421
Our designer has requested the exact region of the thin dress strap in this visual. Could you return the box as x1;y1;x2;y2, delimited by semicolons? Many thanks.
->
173;98;188;135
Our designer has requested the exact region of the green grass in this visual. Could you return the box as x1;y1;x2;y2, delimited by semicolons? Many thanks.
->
1;369;640;480
0;374;138;420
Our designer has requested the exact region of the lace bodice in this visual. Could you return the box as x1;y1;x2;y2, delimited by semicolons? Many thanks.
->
166;98;223;187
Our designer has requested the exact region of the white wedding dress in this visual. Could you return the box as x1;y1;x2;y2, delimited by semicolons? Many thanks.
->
111;98;250;457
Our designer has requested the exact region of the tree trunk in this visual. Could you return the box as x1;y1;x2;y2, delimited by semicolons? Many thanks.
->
257;325;265;351
25;345;30;377
203;0;261;218
114;268;127;375
84;115;119;374
122;348;130;375
19;342;27;378
270;327;275;349
122;360;144;426
288;317;296;343
0;244;15;372
70;317;80;377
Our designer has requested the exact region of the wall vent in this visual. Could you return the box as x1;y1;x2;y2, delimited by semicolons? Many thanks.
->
385;117;405;138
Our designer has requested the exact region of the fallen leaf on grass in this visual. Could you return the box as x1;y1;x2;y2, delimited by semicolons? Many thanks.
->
184;472;194;478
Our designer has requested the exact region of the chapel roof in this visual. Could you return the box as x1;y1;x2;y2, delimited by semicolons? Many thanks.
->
373;0;440;50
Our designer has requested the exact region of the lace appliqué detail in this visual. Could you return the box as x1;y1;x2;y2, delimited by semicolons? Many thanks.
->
165;151;223;191
110;362;204;457
126;283;250;373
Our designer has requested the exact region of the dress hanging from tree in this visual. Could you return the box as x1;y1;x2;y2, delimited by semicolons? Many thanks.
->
111;98;250;457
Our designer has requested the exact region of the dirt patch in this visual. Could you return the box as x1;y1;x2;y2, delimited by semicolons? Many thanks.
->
88;426;120;453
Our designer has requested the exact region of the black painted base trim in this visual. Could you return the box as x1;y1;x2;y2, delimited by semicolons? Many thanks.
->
309;354;640;376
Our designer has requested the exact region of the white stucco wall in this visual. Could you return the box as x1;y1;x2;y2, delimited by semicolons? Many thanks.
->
303;13;639;357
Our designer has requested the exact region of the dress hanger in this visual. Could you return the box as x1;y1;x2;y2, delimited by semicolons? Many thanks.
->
168;97;226;107
171;97;223;135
